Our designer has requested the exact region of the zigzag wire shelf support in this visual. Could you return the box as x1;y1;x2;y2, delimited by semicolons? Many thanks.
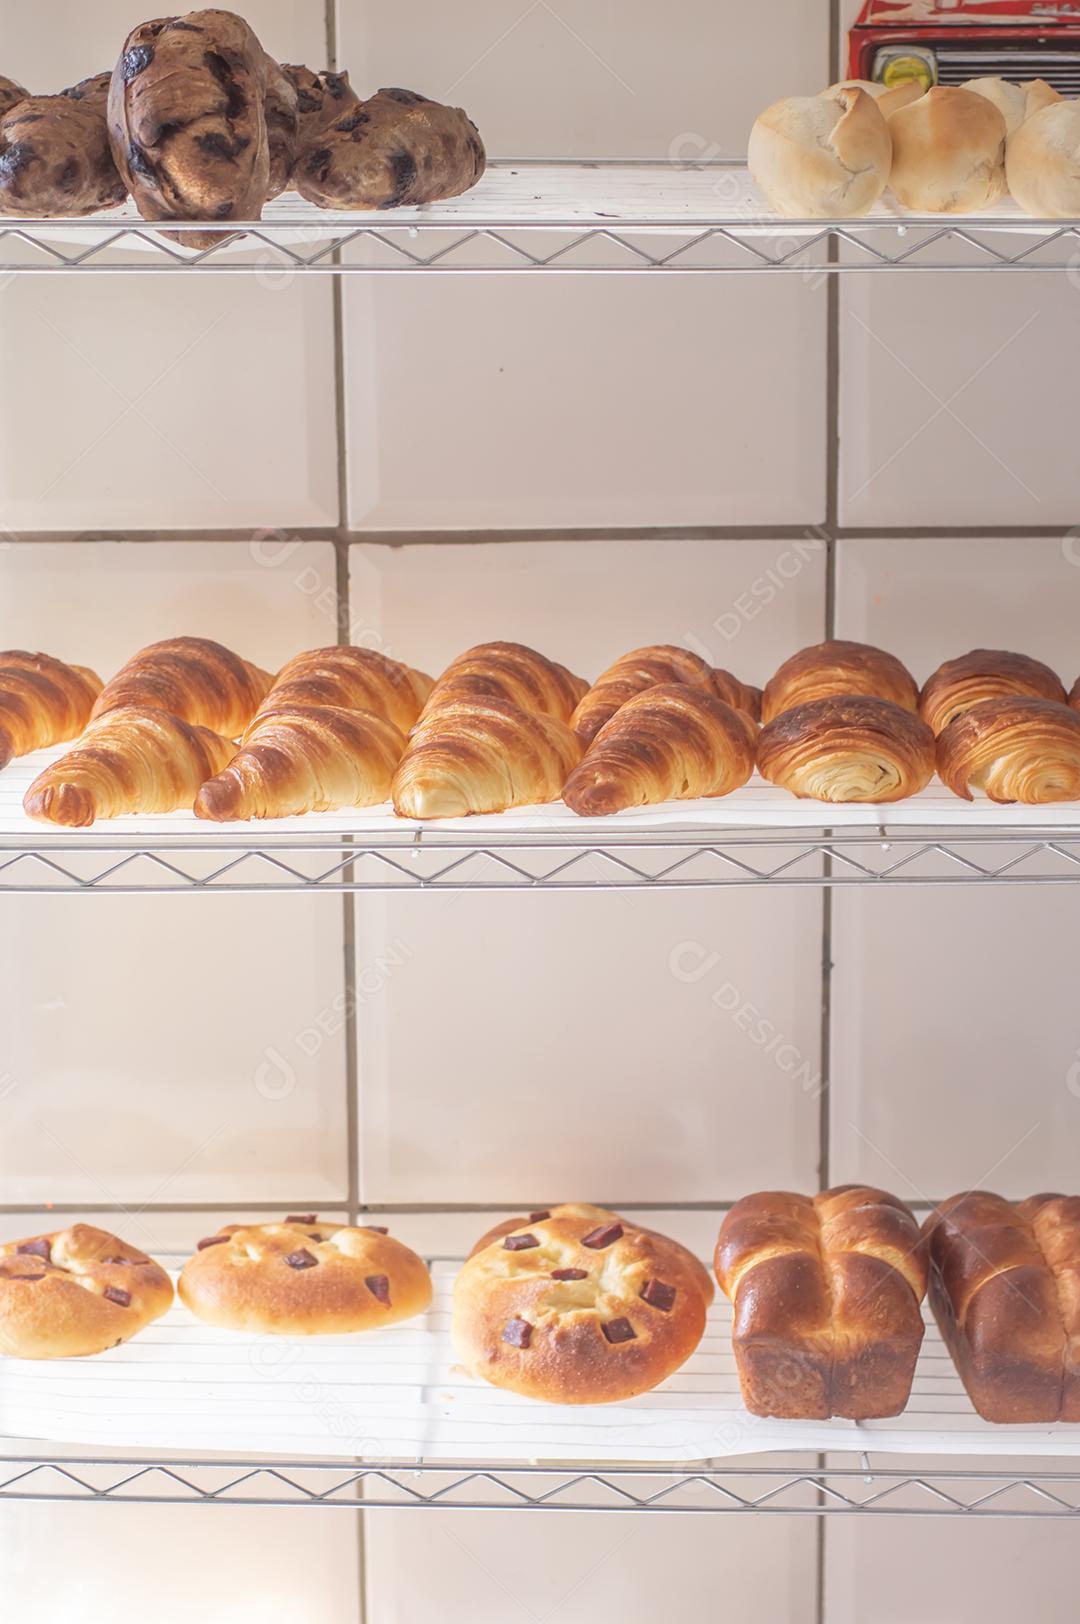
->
2;1457;1079;1515
2;828;1080;892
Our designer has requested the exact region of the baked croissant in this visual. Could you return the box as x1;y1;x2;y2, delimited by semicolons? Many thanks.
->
23;707;235;827
392;695;581;819
195;705;406;821
92;637;272;739
419;641;587;725
920;649;1066;735
937;696;1080;804
761;640;919;724
563;685;757;817
292;86;485;210
569;644;759;745
0;651;103;769
255;646;433;734
758;695;936;803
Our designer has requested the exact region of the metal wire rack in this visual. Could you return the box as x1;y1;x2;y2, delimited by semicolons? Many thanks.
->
2;1456;1079;1516
3;163;1079;275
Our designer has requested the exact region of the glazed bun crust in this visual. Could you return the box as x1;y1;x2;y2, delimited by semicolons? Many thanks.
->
919;649;1066;735
178;1218;432;1334
454;1205;711;1404
887;86;1007;213
758;694;936;804
749;87;892;219
0;1224;173;1359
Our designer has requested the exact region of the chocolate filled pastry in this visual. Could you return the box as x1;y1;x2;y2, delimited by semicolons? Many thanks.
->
563;685;757;816
282;65;359;148
92;635;272;738
24;706;235;826
0;1224;173;1359
570;644;759;745
420;641;587;724
178;1216;432;1334
392;695;581;819
293;86;485;210
920;649;1066;736
758;694;936;803
108;10;272;248
924;1191;1080;1423
0;77;27;118
762;639;919;724
716;1187;927;1420
937;695;1080;803
0;650;103;769
453;1205;713;1404
256;645;433;733
0;76;126;217
195;704;406;820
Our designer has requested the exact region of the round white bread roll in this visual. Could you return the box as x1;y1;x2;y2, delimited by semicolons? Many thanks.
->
825;78;923;119
1006;100;1080;218
887;86;1006;213
961;76;1060;137
749;87;892;219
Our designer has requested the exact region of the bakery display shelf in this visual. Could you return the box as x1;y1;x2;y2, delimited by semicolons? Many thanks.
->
4;1260;1080;1518
4;162;1079;276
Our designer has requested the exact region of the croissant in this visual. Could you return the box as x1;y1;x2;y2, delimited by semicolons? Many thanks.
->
195;705;406;821
419;642;587;725
255;646;433;734
91;637;273;739
563;685;757;817
24;707;235;827
937;696;1080;804
920;649;1066;735
569;644;759;745
392;695;581;819
761;640;919;724
1068;676;1080;714
758;695;936;803
0;651;103;769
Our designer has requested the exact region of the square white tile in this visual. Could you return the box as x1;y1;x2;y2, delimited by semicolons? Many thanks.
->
349;538;827;1207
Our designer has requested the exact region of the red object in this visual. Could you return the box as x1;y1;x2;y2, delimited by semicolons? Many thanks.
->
848;2;1080;84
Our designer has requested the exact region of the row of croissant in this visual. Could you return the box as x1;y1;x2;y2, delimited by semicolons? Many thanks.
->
4;635;1080;826
5;1190;1078;1427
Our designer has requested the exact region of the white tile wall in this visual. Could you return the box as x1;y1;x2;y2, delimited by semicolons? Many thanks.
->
0;2;337;535
0;544;349;1207
337;0;830;531
830;538;1080;1198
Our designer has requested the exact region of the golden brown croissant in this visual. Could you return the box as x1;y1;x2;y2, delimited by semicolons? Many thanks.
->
0;651;103;769
758;695;936;803
195;705;406;821
563;685;757;817
419;641;587;725
392;695;581;819
569;644;759;745
937;696;1080;804
255;646;433;734
23;707;235;827
761;640;919;724
711;668;763;724
92;637;273;739
920;649;1066;735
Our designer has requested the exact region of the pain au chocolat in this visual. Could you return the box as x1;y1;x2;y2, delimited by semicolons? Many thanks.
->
937;695;1080;803
919;649;1066;736
761;640;919;725
758;694;936;803
453;1204;713;1404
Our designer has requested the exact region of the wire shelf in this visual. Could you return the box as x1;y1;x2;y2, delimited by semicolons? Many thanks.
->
3;163;1079;275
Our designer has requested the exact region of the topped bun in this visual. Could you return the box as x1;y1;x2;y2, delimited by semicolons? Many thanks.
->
749;87;892;219
1006;100;1080;219
888;86;1006;212
961;76;1059;137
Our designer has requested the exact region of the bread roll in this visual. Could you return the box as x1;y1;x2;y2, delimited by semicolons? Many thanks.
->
825;78;923;119
0;1224;173;1359
762;639;919;724
758;695;936;803
0;76;27;118
179;1217;432;1335
962;76;1059;137
920;649;1066;735
0;81;126;217
453;1205;712;1404
937;695;1080;803
293;86;486;211
887;86;1007;213
562;685;757;816
749;87;892;218
716;1186;927;1420
1006;100;1080;219
924;1191;1080;1423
